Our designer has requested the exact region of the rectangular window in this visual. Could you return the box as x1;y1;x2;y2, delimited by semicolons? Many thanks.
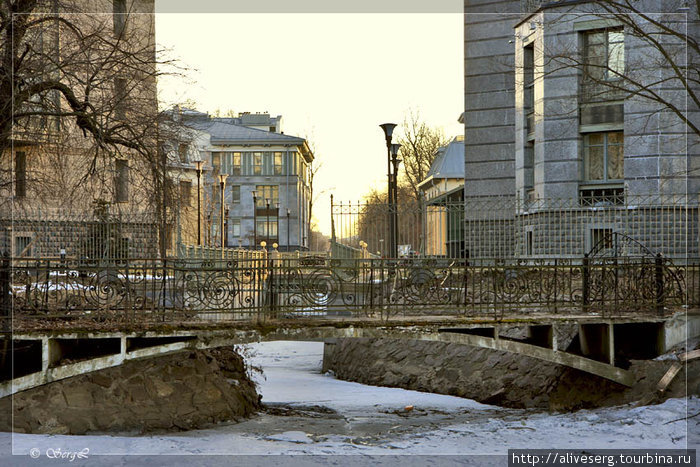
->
14;236;32;257
231;185;241;204
115;159;129;203
583;131;623;181
211;152;221;171
178;143;188;163
256;220;278;238
584;28;624;81
114;77;127;119
274;152;284;175
255;185;279;207
253;152;263;175
589;227;614;254
15;151;26;198
523;44;534;136
524;143;534;190
179;180;191;207
232;219;241;237
232;152;241;175
526;230;533;256
113;0;126;36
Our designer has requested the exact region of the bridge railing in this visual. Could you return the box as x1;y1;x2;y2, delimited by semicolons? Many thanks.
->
2;255;694;330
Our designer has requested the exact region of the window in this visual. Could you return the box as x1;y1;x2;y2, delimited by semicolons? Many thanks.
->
524;143;534;192
584;28;624;81
219;152;241;175
232;219;241;237
231;185;240;204
526;230;533;256
14;236;32;257
589;227;614;254
114;77;127;119
255;185;279;207
179;180;191;207
583;132;623;182
115;159;129;202
523;44;534;136
211;152;221;171
253;152;263;175
256;220;278;238
15;151;26;198
274;152;284;175
113;0;126;36
178;143;188;163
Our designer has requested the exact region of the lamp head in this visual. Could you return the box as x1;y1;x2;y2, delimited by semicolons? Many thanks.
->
218;173;228;184
260;241;267;248
194;160;204;171
379;123;397;143
390;143;402;158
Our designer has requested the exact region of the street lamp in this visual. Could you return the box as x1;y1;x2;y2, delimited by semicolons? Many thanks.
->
379;123;398;258
252;190;258;249
194;160;204;246
218;173;228;257
286;208;291;252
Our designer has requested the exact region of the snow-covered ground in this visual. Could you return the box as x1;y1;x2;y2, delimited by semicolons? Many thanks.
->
2;341;698;460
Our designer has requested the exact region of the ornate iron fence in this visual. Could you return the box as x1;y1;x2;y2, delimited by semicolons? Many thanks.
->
3;254;693;329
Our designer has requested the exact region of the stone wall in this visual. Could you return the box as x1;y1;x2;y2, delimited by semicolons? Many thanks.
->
323;338;699;410
0;347;261;434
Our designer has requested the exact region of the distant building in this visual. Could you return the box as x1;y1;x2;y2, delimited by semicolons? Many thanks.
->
418;136;465;257
166;109;313;252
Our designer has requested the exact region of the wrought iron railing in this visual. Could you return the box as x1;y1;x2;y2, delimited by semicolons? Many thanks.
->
331;193;698;260
2;255;693;330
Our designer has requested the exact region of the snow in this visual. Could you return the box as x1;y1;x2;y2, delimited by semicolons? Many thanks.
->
3;341;698;458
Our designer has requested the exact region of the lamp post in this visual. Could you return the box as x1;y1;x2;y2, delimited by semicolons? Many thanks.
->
379;123;399;258
218;173;228;258
274;202;280;247
286;208;291;252
195;160;203;246
252;190;258;249
265;198;270;244
390;143;402;256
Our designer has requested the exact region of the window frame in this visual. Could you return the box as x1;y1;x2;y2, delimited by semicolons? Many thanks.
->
582;131;624;183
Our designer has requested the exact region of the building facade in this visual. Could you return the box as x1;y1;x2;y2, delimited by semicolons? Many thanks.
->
169;109;314;252
1;0;160;259
418;136;466;257
464;0;699;259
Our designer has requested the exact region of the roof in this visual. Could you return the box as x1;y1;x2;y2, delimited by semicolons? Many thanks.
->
186;120;305;145
424;136;465;180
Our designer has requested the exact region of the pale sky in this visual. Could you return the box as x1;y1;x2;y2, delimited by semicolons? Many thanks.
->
156;11;463;234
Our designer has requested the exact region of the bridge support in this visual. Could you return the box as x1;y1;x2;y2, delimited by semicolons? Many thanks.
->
578;323;614;366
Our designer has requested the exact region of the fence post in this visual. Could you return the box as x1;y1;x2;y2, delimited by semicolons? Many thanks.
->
655;253;664;315
0;252;9;332
582;253;589;313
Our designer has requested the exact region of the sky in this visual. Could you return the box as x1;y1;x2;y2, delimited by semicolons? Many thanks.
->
155;6;464;234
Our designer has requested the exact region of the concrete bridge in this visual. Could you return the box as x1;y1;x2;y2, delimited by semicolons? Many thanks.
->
3;311;698;397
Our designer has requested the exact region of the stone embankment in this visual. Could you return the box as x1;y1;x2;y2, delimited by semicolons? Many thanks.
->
0;347;261;435
323;338;699;410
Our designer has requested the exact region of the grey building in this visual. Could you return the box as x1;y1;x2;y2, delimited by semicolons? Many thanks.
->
464;0;699;259
173;110;313;251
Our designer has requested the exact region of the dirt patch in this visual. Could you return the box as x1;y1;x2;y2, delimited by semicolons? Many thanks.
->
323;337;700;410
0;347;261;435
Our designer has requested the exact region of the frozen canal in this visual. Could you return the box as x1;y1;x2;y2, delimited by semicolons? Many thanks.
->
1;341;697;464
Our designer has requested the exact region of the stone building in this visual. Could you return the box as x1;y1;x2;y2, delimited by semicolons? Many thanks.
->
168;109;314;252
463;0;699;259
0;0;160;259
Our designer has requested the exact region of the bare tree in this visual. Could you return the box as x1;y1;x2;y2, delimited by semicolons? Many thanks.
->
1;0;189;257
396;111;448;201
